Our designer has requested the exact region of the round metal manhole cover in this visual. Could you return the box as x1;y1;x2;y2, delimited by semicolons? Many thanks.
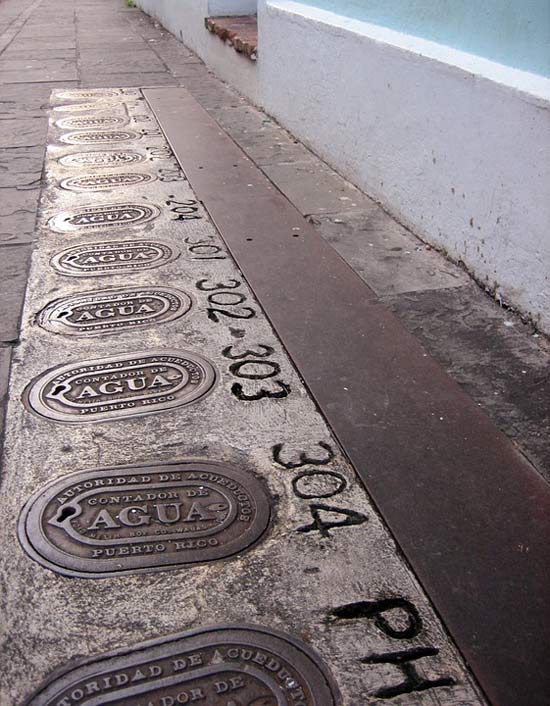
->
22;625;340;705
55;115;127;130
50;239;180;277
18;461;271;577
23;349;217;423
59;172;155;192
48;203;160;233
59;130;139;144
37;286;192;336
58;150;145;168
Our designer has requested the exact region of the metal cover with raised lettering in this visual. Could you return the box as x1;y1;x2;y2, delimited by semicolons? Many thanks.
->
59;172;155;192
59;150;145;168
22;624;340;705
18;461;271;577
49;203;160;233
59;130;139;144
37;286;192;336
23;350;217;423
50;239;180;277
56;116;127;130
56;90;120;100
53;102;109;113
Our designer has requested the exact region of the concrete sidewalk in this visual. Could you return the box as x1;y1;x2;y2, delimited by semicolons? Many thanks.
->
0;2;549;706
1;0;548;483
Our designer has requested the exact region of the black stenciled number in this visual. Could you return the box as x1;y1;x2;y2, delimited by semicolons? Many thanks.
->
231;380;291;401
166;198;201;221
297;503;367;537
191;244;224;256
158;167;184;182
206;294;254;321
147;146;173;160
184;237;226;261
195;279;255;320
224;343;290;401
292;469;347;499
197;278;241;292
207;306;255;322
272;441;335;469
229;360;281;380
208;292;247;306
185;237;212;246
141;127;163;137
222;344;274;360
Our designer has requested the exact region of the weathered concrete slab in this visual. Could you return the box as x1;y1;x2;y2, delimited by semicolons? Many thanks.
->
1;48;77;61
0;192;40;245
383;284;550;481
0;59;78;84
7;38;77;50
77;35;146;48
0;118;47;148
0;346;11;445
0;147;44;188
0;244;32;342
313;208;469;295
0;87;486;706
78;49;166;74
207;106;320;166
0;84;74;116
80;72;178;88
262;159;375;215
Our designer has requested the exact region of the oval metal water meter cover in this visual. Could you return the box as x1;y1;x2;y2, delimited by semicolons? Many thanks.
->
23;350;217;423
60;172;154;191
50;239;179;277
18;461;271;577
55;115;127;130
49;203;159;233
56;90;120;100
59;150;145;168
37;286;192;336
22;625;340;706
59;130;139;144
53;102;110;113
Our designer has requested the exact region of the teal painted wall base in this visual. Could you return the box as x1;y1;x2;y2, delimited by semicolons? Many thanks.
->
301;0;550;76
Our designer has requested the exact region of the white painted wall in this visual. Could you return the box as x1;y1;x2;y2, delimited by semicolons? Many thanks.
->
136;0;208;56
209;0;257;15
135;0;550;332
135;0;258;101
299;0;550;76
258;1;550;332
